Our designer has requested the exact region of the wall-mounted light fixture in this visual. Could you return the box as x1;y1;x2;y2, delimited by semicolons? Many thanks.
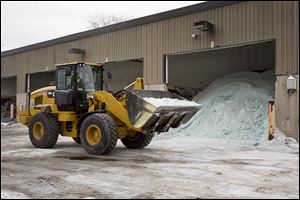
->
193;20;214;32
191;33;199;39
287;75;297;94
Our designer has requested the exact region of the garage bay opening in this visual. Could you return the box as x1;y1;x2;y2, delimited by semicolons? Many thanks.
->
165;40;276;145
166;40;275;100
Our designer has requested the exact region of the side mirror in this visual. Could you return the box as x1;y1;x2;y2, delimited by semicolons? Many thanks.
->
65;66;72;76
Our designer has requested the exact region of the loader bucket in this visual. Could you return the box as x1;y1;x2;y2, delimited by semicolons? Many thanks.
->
125;90;201;133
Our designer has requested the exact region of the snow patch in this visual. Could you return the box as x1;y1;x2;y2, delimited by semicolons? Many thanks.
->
259;128;299;149
1;189;31;199
1;122;10;127
1;122;27;129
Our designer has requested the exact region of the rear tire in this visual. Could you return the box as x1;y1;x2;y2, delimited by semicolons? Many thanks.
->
72;137;81;144
29;112;59;148
121;131;154;149
80;113;118;155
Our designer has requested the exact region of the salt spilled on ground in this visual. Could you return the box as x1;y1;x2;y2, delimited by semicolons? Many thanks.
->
143;97;200;107
1;122;27;129
162;70;297;147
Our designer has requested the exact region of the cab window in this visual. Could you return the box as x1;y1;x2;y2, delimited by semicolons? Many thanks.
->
57;67;74;90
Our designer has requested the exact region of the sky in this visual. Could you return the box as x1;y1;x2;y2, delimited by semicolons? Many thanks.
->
1;1;203;51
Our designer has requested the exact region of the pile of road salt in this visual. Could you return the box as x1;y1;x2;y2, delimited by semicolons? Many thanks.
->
143;97;200;107
165;70;279;145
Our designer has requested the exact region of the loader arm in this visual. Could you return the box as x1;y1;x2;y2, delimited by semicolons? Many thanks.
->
94;91;133;129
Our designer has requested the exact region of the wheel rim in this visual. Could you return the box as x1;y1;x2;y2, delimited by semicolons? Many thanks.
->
86;125;101;146
33;122;44;140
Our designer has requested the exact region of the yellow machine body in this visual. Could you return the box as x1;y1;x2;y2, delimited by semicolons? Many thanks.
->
18;62;201;155
19;77;144;139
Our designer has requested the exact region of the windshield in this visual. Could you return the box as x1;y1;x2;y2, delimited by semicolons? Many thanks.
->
77;64;102;92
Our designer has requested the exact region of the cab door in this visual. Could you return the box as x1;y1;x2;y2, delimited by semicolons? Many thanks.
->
55;65;75;111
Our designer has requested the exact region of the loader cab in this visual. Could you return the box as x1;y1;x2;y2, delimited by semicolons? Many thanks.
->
55;62;105;113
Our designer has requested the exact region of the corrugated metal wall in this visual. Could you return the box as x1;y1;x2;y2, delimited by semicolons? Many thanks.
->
1;1;299;93
274;1;299;75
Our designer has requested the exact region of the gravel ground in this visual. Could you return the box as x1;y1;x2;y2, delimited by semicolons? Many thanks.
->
1;126;299;199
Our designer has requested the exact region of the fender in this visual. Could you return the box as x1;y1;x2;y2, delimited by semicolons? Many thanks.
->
76;110;106;130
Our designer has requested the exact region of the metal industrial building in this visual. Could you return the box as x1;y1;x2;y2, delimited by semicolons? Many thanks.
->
1;1;299;140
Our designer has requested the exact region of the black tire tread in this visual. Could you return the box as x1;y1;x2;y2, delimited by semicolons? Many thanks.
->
80;113;118;155
29;112;59;148
101;114;118;154
121;131;154;149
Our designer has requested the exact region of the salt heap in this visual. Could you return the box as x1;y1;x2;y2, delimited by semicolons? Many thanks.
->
143;97;200;107
166;70;276;145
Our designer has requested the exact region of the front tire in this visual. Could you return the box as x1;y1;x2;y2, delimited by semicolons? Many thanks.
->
29;112;59;148
121;131;154;149
80;113;118;155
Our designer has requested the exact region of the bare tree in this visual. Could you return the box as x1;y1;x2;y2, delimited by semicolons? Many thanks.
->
87;14;130;29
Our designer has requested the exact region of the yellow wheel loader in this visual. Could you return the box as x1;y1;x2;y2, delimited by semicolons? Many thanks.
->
18;62;201;155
